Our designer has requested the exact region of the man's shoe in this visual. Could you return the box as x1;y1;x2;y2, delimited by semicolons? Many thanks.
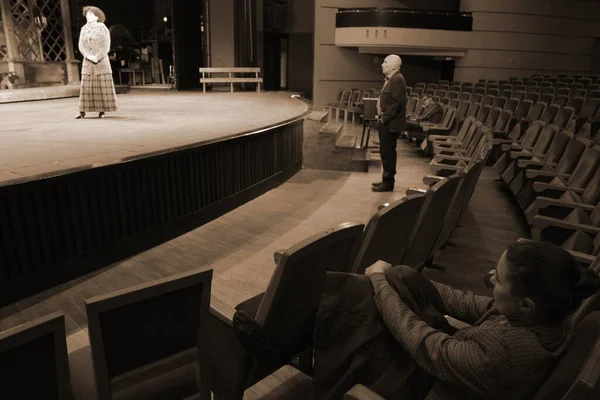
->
372;181;383;187
372;184;394;192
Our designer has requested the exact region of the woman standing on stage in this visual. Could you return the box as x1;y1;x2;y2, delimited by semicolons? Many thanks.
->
76;6;118;119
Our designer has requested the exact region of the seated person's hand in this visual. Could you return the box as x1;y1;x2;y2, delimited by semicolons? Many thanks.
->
365;260;393;276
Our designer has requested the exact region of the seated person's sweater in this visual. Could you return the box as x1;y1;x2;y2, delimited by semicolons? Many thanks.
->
417;102;444;124
369;274;572;400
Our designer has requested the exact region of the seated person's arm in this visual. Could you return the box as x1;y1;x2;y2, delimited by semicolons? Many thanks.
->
369;274;506;396
381;78;406;124
430;281;493;324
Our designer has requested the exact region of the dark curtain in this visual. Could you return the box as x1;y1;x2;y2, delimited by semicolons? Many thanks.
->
234;0;257;90
172;0;204;90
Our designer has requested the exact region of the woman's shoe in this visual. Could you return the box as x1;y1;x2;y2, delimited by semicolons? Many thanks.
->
75;112;85;119
98;112;105;118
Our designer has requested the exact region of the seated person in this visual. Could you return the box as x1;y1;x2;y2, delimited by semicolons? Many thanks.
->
313;241;600;400
407;96;444;132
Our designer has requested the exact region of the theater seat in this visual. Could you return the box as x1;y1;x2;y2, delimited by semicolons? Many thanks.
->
208;222;364;400
344;312;600;400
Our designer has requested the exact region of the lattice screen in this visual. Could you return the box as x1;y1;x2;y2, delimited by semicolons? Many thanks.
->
38;0;65;61
9;0;66;61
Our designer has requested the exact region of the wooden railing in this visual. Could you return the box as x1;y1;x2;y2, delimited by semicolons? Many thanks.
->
199;67;263;93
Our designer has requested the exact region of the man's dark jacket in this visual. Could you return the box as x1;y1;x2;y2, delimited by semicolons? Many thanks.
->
379;71;407;132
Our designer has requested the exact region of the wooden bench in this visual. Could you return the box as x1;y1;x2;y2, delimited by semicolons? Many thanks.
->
199;67;262;93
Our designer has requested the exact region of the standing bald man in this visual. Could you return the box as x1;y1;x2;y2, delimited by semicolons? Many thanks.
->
372;55;407;192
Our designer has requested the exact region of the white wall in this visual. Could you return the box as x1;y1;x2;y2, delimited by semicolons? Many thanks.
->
209;0;235;67
456;0;600;82
313;0;457;108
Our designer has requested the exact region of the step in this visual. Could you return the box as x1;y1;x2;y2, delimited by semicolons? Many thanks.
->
319;122;343;135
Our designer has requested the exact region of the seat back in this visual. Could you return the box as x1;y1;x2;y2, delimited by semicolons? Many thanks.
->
553;95;569;108
527;101;548;121
494;109;513;132
580;98;600;120
449;98;460;108
531;312;600;400
435;135;492;251
481;94;495;107
531;124;558;155
476;104;491;122
458;92;471;101
0;312;73;400
448;90;460;99
568;97;585;115
519;121;546;148
543;130;573;163
440;107;456;128
567;145;600;188
505;97;520;113
493;96;507;109
85;268;214;400
456;100;470;120
256;222;364;353
405;96;419;115
402;175;462;269
453;116;475;142
514;99;533;120
571;256;600;328
580;165;600;205
352;196;426;274
484;106;501;127
552;106;575;129
541;104;561;124
363;98;377;119
465;101;480;119
525;92;540;103
556;137;594;175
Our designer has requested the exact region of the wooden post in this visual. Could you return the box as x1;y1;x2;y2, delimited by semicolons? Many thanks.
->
0;0;22;71
60;0;79;83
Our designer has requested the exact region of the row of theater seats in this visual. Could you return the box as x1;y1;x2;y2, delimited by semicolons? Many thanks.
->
0;120;499;399
3;114;599;399
345;77;600;400
404;87;600;159
493;116;600;265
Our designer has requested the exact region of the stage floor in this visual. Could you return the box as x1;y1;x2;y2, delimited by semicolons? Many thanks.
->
0;90;309;185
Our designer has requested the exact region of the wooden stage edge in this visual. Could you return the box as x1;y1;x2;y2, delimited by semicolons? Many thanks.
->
0;92;311;306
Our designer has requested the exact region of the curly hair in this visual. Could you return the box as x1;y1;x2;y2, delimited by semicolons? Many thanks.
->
505;241;600;324
83;6;106;23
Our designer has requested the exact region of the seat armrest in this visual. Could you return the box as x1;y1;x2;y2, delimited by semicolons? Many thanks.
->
532;215;600;235
526;170;571;180
433;154;470;162
273;249;284;265
378;202;390;211
509;151;533;160
536;197;595;211
517;160;556;168
210;299;236;327
533;182;584;194
429;134;457;141
344;385;386;400
431;162;463;172
566;249;596;265
423;175;444;186
406;187;427;196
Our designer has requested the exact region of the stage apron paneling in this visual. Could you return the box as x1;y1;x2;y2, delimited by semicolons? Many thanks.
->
0;118;304;306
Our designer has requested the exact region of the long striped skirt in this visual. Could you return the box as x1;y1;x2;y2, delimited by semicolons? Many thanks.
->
78;73;118;113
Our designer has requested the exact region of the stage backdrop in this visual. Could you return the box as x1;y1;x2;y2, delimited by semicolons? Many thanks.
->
172;0;206;89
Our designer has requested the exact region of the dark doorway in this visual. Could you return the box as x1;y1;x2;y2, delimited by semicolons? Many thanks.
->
264;33;286;91
441;59;455;82
171;0;206;90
